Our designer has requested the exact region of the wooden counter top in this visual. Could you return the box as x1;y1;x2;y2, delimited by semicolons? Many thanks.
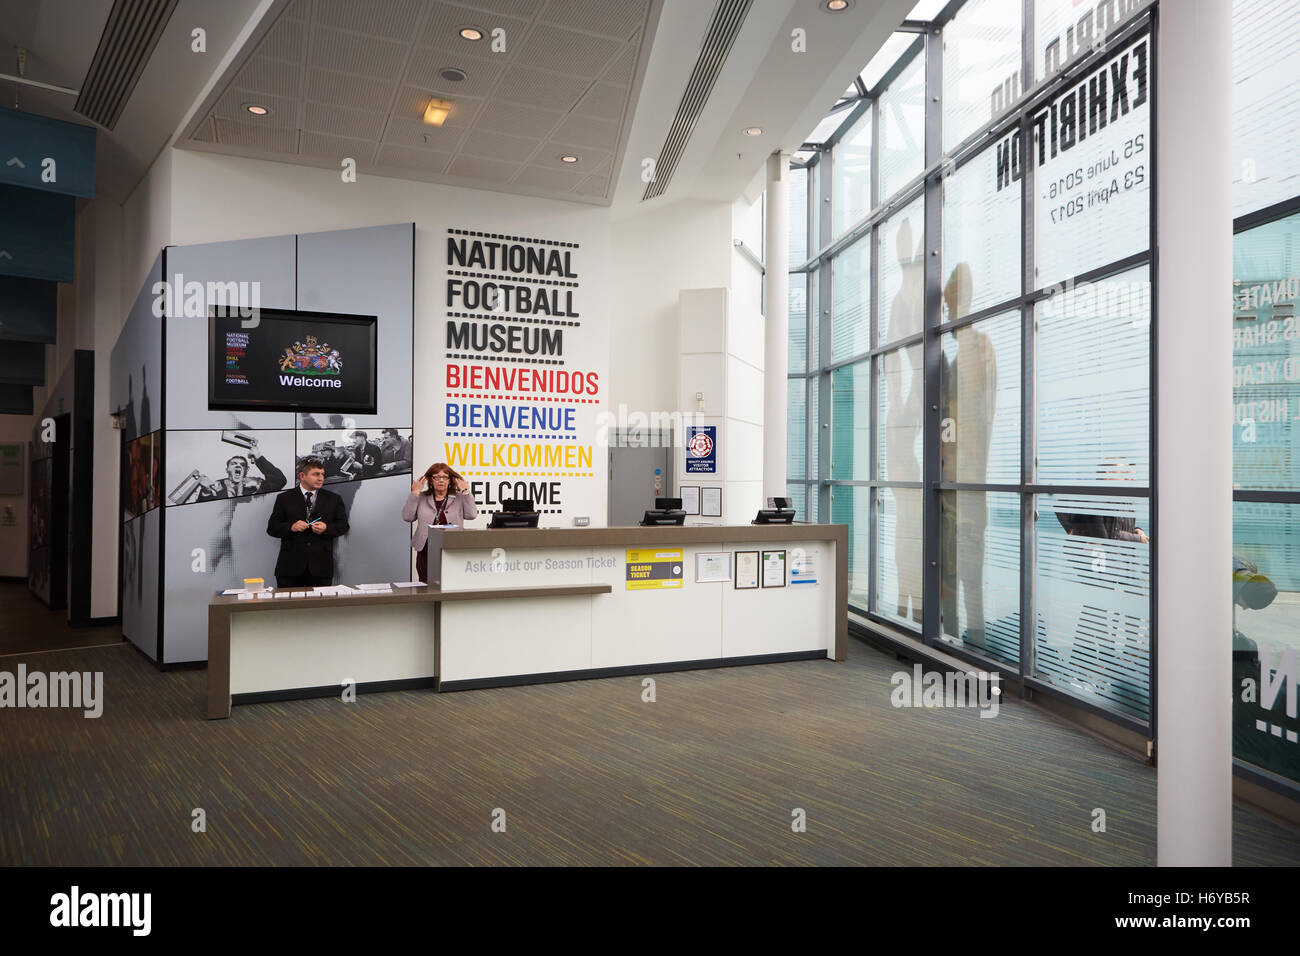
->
439;523;848;550
209;583;611;612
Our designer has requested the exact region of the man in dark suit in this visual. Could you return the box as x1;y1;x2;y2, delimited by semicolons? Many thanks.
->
266;456;349;588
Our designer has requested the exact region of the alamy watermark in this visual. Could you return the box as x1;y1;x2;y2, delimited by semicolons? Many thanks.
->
890;664;1001;718
151;272;262;327
1038;274;1150;327
593;404;709;448
0;665;103;718
50;886;150;935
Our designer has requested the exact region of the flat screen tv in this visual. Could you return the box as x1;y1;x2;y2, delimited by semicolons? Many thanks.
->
208;307;377;414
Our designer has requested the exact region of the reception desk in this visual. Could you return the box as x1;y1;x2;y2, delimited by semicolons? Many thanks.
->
207;523;846;717
436;524;847;689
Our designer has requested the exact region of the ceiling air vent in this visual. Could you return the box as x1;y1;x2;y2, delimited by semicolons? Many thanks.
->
642;0;752;201
74;0;179;130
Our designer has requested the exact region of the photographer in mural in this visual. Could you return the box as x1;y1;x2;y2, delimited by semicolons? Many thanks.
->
196;442;286;501
167;433;286;504
165;432;290;588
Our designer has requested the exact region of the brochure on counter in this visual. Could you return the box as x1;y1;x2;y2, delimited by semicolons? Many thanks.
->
222;582;427;599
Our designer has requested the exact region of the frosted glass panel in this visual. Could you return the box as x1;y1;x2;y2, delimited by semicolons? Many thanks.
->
831;361;871;479
877;345;923;483
832;234;871;360
810;268;821;368
789;274;808;374
1233;212;1300;490
788;378;807;480
1034;0;1147;83
832;485;871;608
940;310;1021;485
1033;33;1150;289
878;197;925;345
879;50;926;202
811;375;821;479
789;165;808;268
1036;266;1149;484
877;487;923;627
833;109;872;237
1232;0;1300;217
943;0;1022;151
943;144;1022;315
1035;494;1151;719
939;491;1021;666
1233;501;1300;785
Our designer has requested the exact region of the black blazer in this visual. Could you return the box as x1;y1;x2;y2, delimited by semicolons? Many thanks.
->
266;487;349;579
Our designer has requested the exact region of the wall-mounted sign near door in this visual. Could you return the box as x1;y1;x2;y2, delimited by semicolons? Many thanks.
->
686;426;716;474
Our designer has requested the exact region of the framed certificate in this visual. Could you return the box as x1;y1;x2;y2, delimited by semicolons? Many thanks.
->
701;486;722;517
761;550;786;588
680;485;701;515
695;551;731;583
734;550;759;589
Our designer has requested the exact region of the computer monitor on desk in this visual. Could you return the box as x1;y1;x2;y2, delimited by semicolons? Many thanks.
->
641;509;686;526
488;498;540;529
754;497;795;524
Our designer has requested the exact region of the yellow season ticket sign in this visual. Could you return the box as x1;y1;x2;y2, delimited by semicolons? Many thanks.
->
625;548;684;590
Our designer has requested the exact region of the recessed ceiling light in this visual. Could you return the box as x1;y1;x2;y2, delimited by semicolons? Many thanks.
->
825;0;852;10
244;103;269;115
559;154;580;164
424;99;452;126
459;26;484;41
744;126;763;136
440;67;467;82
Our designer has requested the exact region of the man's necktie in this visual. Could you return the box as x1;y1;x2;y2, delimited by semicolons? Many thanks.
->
305;492;314;518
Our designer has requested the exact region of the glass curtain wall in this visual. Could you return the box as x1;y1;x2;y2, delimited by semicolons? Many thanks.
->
1229;0;1300;789
788;0;1156;726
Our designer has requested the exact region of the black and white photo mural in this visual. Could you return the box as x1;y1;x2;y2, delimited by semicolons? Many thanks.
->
111;224;414;664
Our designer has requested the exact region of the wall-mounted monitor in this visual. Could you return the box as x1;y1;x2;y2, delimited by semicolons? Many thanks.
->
208;307;377;414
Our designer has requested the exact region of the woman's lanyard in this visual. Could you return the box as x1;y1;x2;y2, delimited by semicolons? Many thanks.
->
434;495;449;525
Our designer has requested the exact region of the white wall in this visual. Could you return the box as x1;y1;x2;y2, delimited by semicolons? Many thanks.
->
121;148;173;314
609;198;733;414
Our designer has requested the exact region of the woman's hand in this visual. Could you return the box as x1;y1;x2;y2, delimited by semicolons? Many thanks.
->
454;476;469;493
412;475;427;493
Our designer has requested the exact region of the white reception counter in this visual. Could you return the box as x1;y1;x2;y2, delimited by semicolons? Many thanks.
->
207;524;846;716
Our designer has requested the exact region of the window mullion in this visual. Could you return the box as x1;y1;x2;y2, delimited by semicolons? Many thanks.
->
921;26;943;645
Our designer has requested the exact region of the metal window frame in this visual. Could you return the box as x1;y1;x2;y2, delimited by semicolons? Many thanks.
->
1227;86;1300;796
790;0;1160;729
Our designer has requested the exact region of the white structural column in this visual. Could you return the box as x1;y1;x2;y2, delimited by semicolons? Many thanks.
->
763;151;790;497
1155;0;1233;866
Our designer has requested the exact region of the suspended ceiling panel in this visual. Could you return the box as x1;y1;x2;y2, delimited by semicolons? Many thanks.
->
177;0;659;206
